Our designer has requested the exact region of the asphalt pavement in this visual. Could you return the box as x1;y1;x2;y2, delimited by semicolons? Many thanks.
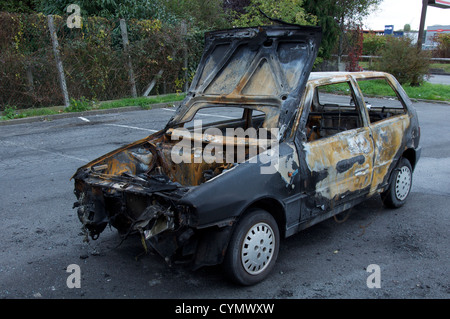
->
427;74;450;85
0;99;449;301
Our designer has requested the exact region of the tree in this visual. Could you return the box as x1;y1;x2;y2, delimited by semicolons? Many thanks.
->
335;0;382;25
0;0;39;13
159;0;231;30
334;0;381;64
302;0;340;59
231;0;317;27
404;24;411;32
34;0;175;22
434;33;450;58
346;26;364;71
302;0;382;62
223;0;251;16
362;32;386;55
34;0;231;29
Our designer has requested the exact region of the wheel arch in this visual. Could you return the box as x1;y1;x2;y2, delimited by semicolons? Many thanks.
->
402;148;417;170
239;197;286;238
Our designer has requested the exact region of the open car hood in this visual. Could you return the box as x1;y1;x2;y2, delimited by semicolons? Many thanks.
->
167;24;322;133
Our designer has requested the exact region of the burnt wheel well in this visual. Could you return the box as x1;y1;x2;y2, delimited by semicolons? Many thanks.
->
402;148;417;170
242;198;286;238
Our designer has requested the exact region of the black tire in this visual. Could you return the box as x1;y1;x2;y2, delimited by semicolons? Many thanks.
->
223;209;280;286
381;157;413;208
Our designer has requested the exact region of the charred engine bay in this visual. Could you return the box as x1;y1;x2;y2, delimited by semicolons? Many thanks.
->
72;130;268;265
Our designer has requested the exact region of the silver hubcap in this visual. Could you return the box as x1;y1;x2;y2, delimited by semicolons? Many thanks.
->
241;222;275;275
395;166;411;201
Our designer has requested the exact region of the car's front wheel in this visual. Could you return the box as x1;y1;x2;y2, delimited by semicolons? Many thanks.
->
381;157;413;208
223;209;280;285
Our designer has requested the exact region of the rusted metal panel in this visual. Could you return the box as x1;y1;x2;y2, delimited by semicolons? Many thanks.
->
369;115;410;195
303;127;374;202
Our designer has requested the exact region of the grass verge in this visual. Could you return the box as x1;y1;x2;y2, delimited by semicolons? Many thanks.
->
1;93;186;121
98;94;185;110
402;82;450;101
1;106;60;120
430;63;450;74
322;80;449;102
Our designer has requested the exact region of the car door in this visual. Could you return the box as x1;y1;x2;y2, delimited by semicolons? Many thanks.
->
355;76;411;195
297;79;375;217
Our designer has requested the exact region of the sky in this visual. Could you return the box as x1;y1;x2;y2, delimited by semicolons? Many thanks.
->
363;0;450;31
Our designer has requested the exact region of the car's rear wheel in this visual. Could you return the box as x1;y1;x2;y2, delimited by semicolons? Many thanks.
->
381;157;413;208
223;209;279;285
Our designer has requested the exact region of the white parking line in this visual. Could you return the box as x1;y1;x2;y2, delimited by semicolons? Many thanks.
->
76;115;157;132
77;115;158;133
104;124;157;133
77;107;234;134
162;108;236;119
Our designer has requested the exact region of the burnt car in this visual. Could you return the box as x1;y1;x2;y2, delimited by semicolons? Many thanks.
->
72;25;421;285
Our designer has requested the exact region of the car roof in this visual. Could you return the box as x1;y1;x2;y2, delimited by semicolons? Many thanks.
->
308;71;388;83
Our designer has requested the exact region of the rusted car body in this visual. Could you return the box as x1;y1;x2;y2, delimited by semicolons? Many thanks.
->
72;25;421;285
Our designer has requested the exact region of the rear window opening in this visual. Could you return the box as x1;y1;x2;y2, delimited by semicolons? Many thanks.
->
356;78;407;123
183;106;266;134
174;106;279;141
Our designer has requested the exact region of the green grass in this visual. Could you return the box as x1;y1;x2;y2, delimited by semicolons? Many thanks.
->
99;94;186;110
358;80;450;102
430;63;450;74
403;82;450;101
321;80;450;102
1;93;187;121
359;61;371;70
1;105;59;120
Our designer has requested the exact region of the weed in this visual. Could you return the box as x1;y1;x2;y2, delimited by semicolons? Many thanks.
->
2;105;22;119
66;97;94;112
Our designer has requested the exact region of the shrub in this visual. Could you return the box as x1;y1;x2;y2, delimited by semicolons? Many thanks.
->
375;36;431;86
346;27;364;72
362;33;386;55
433;33;450;58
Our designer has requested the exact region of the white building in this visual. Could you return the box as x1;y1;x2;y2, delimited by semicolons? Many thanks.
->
425;25;450;48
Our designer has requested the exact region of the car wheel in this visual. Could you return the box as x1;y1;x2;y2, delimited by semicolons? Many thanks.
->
381;157;413;208
223;209;280;285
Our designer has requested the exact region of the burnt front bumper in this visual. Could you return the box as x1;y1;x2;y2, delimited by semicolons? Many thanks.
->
73;173;233;268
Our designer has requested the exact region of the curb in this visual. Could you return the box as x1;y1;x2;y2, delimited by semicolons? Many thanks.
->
1;97;449;127
0;101;182;127
410;99;450;105
429;70;450;76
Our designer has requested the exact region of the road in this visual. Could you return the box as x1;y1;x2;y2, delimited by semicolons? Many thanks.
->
427;74;450;85
1;101;449;301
